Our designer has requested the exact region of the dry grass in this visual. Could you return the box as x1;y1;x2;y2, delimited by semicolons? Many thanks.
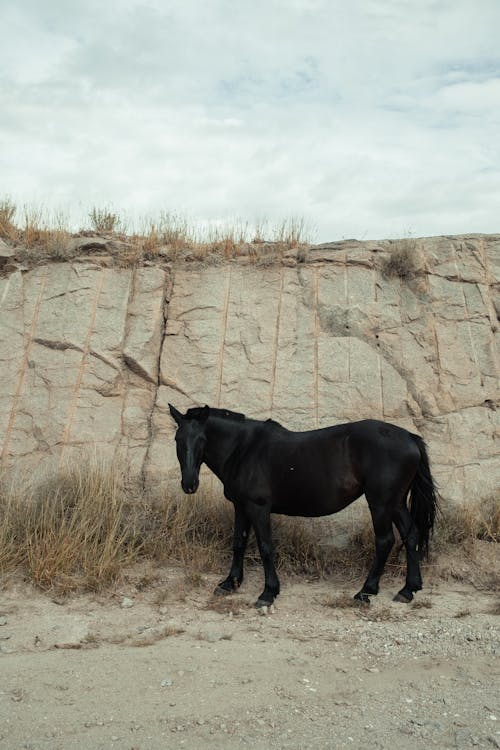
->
1;197;310;266
486;601;500;616
1;459;498;596
411;597;433;610
0;459;139;593
454;608;471;618
433;497;499;548
381;239;418;280
88;206;120;233
323;594;399;621
204;596;247;616
323;593;360;610
0;197;17;241
135;488;234;572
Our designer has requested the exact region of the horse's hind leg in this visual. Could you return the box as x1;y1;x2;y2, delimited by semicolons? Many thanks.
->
392;504;422;603
354;497;395;604
215;504;251;595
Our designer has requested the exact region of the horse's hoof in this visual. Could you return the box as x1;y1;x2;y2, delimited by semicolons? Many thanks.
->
353;592;371;605
214;585;231;597
393;591;413;603
255;598;274;612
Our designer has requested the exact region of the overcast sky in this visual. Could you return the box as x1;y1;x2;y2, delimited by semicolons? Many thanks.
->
1;0;499;242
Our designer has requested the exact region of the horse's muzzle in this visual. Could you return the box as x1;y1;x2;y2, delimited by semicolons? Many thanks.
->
182;480;199;494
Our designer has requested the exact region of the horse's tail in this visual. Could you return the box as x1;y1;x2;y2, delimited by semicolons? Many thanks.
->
409;434;439;559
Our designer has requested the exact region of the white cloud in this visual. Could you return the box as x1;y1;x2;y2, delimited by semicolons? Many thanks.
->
1;0;499;240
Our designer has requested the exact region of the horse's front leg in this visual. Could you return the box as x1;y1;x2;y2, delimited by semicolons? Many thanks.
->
214;503;251;595
245;501;280;609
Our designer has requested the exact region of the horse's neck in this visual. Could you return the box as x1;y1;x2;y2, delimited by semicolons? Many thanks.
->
203;419;245;481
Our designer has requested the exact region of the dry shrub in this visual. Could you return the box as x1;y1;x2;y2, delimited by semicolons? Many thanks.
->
89;206;120;233
136;488;234;572
11;206;73;260
204;596;247;616
0;459;138;593
2;456;497;597
486;601;500;616
272;516;376;578
381;239;418;280
272;216;307;248
411;597;432;610
434;497;500;549
323;593;358;610
0;197;17;241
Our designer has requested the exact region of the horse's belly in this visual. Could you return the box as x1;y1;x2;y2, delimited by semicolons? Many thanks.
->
271;485;361;518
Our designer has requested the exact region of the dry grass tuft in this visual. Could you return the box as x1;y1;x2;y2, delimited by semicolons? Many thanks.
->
486;600;500;615
454;608;471;618
411;597;433;610
323;593;359;610
0;198;311;267
0;197;18;241
0;459;139;593
128;624;185;647
89;206;120;233
323;594;399;621
357;605;400;622
381;239;418;280
204;596;247;616
434;497;499;548
1;458;498;597
136;488;234;572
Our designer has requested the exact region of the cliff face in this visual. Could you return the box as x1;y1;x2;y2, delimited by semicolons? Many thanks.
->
1;235;498;504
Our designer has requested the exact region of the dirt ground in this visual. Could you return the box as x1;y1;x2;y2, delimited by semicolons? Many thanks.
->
1;561;499;750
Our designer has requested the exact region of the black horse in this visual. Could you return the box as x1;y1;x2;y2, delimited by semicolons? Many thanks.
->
168;404;438;608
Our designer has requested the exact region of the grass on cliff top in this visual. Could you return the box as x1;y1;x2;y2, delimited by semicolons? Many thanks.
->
0;197;310;264
0;459;498;595
380;238;419;280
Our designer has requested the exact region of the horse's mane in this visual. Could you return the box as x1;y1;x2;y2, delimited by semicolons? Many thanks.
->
185;406;285;429
186;406;246;422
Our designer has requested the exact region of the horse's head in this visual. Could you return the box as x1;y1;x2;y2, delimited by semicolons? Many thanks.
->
169;404;209;494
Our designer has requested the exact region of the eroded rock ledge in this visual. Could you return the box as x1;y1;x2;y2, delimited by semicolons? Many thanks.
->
1;234;498;505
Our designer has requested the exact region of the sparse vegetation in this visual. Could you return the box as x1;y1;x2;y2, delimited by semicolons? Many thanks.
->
0;459;138;593
381;239;419;280
89;206;120;233
433;497;500;548
0;197;17;240
0;460;497;596
0;195;311;266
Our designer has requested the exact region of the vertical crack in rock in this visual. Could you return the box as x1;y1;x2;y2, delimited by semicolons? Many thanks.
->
115;267;138;468
313;267;320;427
1;268;48;462
215;265;232;407
297;264;436;418
269;266;285;418
140;269;171;491
62;269;106;448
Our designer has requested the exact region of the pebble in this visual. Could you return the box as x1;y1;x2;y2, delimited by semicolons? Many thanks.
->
0;617;7;626
161;679;174;687
120;597;134;609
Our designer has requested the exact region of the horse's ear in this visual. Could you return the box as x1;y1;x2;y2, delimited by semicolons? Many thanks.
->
169;403;184;426
199;405;210;423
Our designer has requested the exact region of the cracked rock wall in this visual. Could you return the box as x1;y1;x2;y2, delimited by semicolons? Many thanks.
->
1;235;499;505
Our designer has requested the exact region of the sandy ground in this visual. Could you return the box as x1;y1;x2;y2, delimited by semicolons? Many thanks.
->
1;563;499;750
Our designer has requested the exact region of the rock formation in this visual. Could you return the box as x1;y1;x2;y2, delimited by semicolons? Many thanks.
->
1;235;498;505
